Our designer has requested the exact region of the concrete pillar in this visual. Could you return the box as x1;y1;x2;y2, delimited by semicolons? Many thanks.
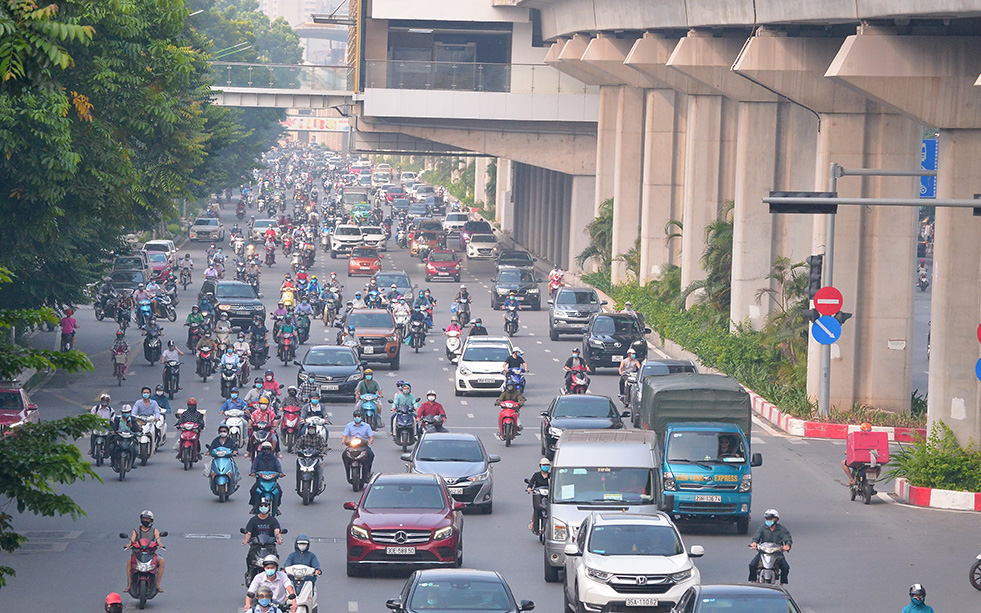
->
536;166;547;258
640;88;686;282
611;86;645;284
496;159;514;235
557;175;571;266
929;130;981;446
594;85;620;215
568;176;596;272
474;157;490;206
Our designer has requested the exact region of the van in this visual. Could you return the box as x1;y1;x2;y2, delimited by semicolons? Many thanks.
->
543;430;658;583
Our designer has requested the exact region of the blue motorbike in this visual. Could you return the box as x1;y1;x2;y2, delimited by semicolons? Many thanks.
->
505;367;526;394
137;299;153;329
359;393;381;430
252;470;282;515
208;446;240;503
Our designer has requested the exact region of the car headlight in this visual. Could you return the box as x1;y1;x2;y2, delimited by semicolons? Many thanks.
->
433;526;454;540
298;371;311;381
218;304;231;311
738;473;752;492
458;365;472;376
467;470;490;482
670;568;693;583
552;519;568;542
350;525;369;540
386;334;398;342
588;339;604;348
585;566;613;582
497;288;508;294
346;373;363;382
548;426;563;438
663;471;677;491
528;288;539;293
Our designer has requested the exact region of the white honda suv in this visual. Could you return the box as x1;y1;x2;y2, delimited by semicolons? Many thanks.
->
563;512;703;613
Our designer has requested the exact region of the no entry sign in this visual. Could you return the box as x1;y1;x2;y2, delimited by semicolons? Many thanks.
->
814;286;843;316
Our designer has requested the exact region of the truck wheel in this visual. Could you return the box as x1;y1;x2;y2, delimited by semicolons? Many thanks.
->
735;516;749;535
550;328;559;341
543;548;561;583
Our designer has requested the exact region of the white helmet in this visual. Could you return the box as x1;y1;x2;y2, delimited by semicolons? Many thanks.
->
763;509;779;520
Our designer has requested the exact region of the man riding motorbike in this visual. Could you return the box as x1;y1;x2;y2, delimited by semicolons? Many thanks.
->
249;441;285;511
748;509;792;585
563;348;590;393
494;381;526;436
174;398;206;460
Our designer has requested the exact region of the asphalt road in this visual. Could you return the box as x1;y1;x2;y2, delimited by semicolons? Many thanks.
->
1;201;976;613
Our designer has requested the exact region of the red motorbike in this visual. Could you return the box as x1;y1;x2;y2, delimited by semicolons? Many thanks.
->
281;403;302;452
548;271;564;297
568;364;590;394
197;345;214;382
277;331;296;365
248;420;276;459
119;532;167;609
177;422;202;470
498;400;520;447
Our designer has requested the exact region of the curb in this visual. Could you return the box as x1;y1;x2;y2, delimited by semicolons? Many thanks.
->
894;477;981;512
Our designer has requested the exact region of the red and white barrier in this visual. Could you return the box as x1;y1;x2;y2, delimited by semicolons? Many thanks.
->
894;477;981;511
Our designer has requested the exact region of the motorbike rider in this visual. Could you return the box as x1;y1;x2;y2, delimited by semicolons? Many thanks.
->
417;390;446;431
384;283;400;304
203;263;219;281
748;509;792;585
350;291;367;309
161;340;183;364
150;384;171;416
209;425;239;454
504;347;527;375
262;370;282;398
525;458;551;534
355;369;382;411
468;318;488;338
502;291;520;312
444;316;462;335
903;584;933;613
284;535;322;584
234;332;252;360
294;297;314;319
111;330;130;380
495;381;526;436
132;283;151;305
109;404;139;468
340;324;360;349
247;556;297;613
247;258;262;281
618;348;641;398
249;441;285;511
454;285;470;304
242;503;283;570
251;396;280;431
220;345;242;374
125;510;165;593
90;393;116;457
244;378;265;406
341;409;375;476
178;254;194;274
98;276;116;306
195;330;218;368
133;386;162;427
620;300;646;328
221;387;248;416
407;306;428;337
142;315;163;343
299;393;329;435
563;348;590;393
174;398;205;460
390;382;419;437
307;275;320;298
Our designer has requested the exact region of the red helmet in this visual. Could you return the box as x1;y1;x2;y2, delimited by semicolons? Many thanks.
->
187;398;198;407
106;593;122;605
64;308;74;316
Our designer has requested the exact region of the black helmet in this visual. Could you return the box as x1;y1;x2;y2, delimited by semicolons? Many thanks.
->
909;584;926;600
433;415;444;428
352;409;363;418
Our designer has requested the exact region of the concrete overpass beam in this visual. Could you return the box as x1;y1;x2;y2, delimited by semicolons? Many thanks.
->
611;86;645;284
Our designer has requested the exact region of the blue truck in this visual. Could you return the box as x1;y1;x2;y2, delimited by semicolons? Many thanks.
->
638;373;762;534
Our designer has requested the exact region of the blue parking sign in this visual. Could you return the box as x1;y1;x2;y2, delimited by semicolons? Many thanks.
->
921;138;937;199
811;316;842;345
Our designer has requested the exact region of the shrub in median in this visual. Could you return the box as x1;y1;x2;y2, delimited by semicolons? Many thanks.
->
889;421;981;492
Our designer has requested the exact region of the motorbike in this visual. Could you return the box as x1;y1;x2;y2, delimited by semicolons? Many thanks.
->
137;300;153;329
251;470;282;515
505;367;526;394
619;373;636;405
444;329;462;363
972;554;981;591
91;429;110;466
498;400;520;447
278;331;297;365
177;422;202;470
504;304;519;336
222;408;248;450
751;542;786;585
94;295;117;322
296;418;327;505
207;445;239;502
117;304;132;332
323;293;340;326
524;480;549;542
197;346;214;382
154;294;178;322
162;278;179;306
249;420;277;460
366;289;382;309
917;270;929;292
291;252;303;274
548;273;564;297
214;325;232;352
391;404;417;452
111;431;137;480
393;309;409;339
120;531;167;610
235;263;247;282
343;437;370;492
219;363;239;398
247;273;260;294
409;319;426;352
848;446;885;505
180;268;192;290
250;337;268;369
281;403;302;453
285;564;319;613
242;530;283;586
113;349;128;387
143;327;162;365
320;233;329;252
296;313;311;344
359;393;381;430
281;287;295;308
136;418;156;466
566;365;590;395
265;248;276;267
237;202;246;220
456;297;471;326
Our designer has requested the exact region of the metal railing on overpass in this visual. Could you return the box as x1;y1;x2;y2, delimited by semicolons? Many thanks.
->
363;60;597;94
211;62;353;92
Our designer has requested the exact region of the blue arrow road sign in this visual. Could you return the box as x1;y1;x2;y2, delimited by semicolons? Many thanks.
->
921;138;938;199
811;316;842;345
975;358;981;383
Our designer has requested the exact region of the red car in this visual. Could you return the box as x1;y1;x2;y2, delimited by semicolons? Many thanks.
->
0;385;40;436
385;186;406;202
345;473;465;577
144;251;172;282
425;250;462;282
347;247;383;277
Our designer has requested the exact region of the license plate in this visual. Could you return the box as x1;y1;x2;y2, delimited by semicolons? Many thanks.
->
694;495;722;502
448;487;464;495
385;546;416;555
477;378;495;384
322;385;339;391
362;346;374;354
626;598;658;607
610;356;623;363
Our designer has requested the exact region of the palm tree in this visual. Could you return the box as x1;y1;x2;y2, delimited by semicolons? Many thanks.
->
576;198;614;269
756;256;809;364
678;202;734;319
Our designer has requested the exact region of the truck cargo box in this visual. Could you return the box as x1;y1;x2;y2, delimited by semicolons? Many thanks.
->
640;373;752;439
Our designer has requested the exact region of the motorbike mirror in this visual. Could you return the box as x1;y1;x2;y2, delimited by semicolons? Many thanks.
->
689;545;705;558
232;326;242;332
546;300;553;305
343;501;357;511
280;528;288;534
487;454;501;464
334;322;343;328
400;453;412;462
518;600;535;612
385;598;402;611
119;533;129;539
279;384;284;389
644;327;652;334
600;300;608;306
540;411;548;417
523;478;531;484
452;501;466;511
620;411;631;418
293;361;302;367
563;543;581;557
257;293;264;298
240;528;247;534
158;531;168;538
360;361;368;368
751;453;763;467
387;399;394;404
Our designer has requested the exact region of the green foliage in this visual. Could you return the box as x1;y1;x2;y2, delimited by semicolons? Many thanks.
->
614;237;641;281
0;414;104;587
755;256;809;367
575;198;613;270
485;158;496;202
420;157;475;207
0;0;95;90
889;421;981;491
678;201;733;319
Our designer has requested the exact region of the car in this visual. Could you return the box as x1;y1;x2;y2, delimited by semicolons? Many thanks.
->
109;269;147;292
563;512;703;613
391;198;411;213
399;171;418;184
539;394;626;458
670;584;803;613
466;234;499;260
629;360;698;426
143;251;172;282
294;345;363;401
112;252;152;282
548;287;608;340
374;271;414;299
425;250;462;282
411;231;444;259
189;217;224;242
348;247;383;277
402;432;500;513
198;279;265;328
412;218;444;238
407;202;429;218
414;185;436;201
331;224;364;258
387;568;535;613
442;212;469;235
344;473;464;576
335;308;401;369
360;226;388;251
460;220;493;248
385;186;406;202
454;337;512;396
581;313;652;369
142;239;177;261
251;219;280;242
490;267;543;310
0;384;40;436
496;250;536;270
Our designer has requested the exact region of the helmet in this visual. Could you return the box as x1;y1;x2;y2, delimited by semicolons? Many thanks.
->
220;312;229;319
255;586;273;598
191;304;199;311
539;457;551;467
120;404;132;414
64;308;74;316
909;584;926;600
474;318;482;325
265;369;274;376
139;509;154;522
627;348;636;355
860;422;873;432
154;384;164;392
763;509;779;520
116;330;125;338
505;381;515;390
571;348;580;354
100;393;111;403
426;389;436;397
259;397;270;405
433;415;444;428
364;368;373;375
391;284;398;289
460;285;466;290
187;398;197;406
168;340;175;348
287;385;298;395
295;534;310;552
624;300;632;306
260;441;273;450
138;283;145;289
508;290;515;296
348;324;355;331
353;409;363;418
261;554;279;568
106;593;122;606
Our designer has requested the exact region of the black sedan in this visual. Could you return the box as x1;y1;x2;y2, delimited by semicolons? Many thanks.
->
581;312;651;369
670;584;803;613
539;394;626;458
495;250;536;270
490;268;544;310
402;432;500;514
294;345;364;401
387;568;535;613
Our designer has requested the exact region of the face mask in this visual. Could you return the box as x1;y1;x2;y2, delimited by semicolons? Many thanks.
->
427;396;435;401
765;519;775;527
354;417;362;424
256;383;262;389
266;376;272;381
258;598;272;607
258;506;270;514
219;432;228;438
142;393;150;399
297;543;309;552
911;598;923;606
141;520;152;527
231;393;238;399
311;399;319;405
366;375;372;380
227;349;233;354
264;568;276;577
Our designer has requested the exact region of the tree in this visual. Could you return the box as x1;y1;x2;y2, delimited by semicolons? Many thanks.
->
678;201;734;322
575;198;614;270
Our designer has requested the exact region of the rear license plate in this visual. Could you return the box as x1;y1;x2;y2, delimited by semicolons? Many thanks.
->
362;346;374;354
448;487;464;495
322;385;339;391
626;598;658;607
694;495;722;502
385;546;416;555
477;378;496;384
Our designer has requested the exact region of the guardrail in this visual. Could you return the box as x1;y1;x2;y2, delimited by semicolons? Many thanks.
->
211;62;353;91
364;60;597;94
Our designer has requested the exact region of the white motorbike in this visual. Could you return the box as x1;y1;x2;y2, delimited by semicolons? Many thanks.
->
222;408;248;450
444;329;462;363
136;417;157;466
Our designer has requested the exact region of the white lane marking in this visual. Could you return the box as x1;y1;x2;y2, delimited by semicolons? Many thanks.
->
349;602;359;612
460;401;468;405
438;357;444;361
544;349;551;353
536;340;543;344
467;413;474;419
876;492;893;504
522;325;528;329
442;367;449;371
534;433;542;441
787;438;808;445
552;358;559;362
327;412;333;417
750;437;766;446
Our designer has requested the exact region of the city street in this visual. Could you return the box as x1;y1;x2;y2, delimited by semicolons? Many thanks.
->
1;201;976;613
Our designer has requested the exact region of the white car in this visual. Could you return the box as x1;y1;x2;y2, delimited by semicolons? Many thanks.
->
400;171;418;184
442;212;469;235
251;219;280;242
466;233;498;259
563;512;703;612
454;336;513;396
330;224;363;258
142;239;177;262
360;225;388;251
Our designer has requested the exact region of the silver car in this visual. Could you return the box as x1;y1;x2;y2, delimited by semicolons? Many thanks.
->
548;287;607;340
189;217;224;242
402;432;500;514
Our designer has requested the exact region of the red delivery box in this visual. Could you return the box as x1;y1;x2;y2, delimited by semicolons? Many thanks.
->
846;431;889;467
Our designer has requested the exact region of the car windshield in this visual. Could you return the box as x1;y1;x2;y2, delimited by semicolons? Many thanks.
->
362;482;446;510
556;290;598;306
500;252;533;264
588;524;683;556
551;397;618;419
216;284;257;299
416;186;434;194
498;270;535;284
337;227;362;236
146;253;168;263
429;252;457;262
465;222;492;233
416;439;484;463
304;348;357;367
592;316;640;335
418;221;442;232
348;312;394;328
552;467;655;504
114;257;143;268
111;270;145;284
375;273;409;288
462;346;510;362
195;218;218;226
447;214;468;222
471;235;496;244
362;227;383;235
640;363;696;378
0;392;23;411
351;248;377;258
409;578;512;611
392;199;410;207
143;243;169;253
342;193;368;205
666;431;747;464
254;221;276;229
694;594;798;613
